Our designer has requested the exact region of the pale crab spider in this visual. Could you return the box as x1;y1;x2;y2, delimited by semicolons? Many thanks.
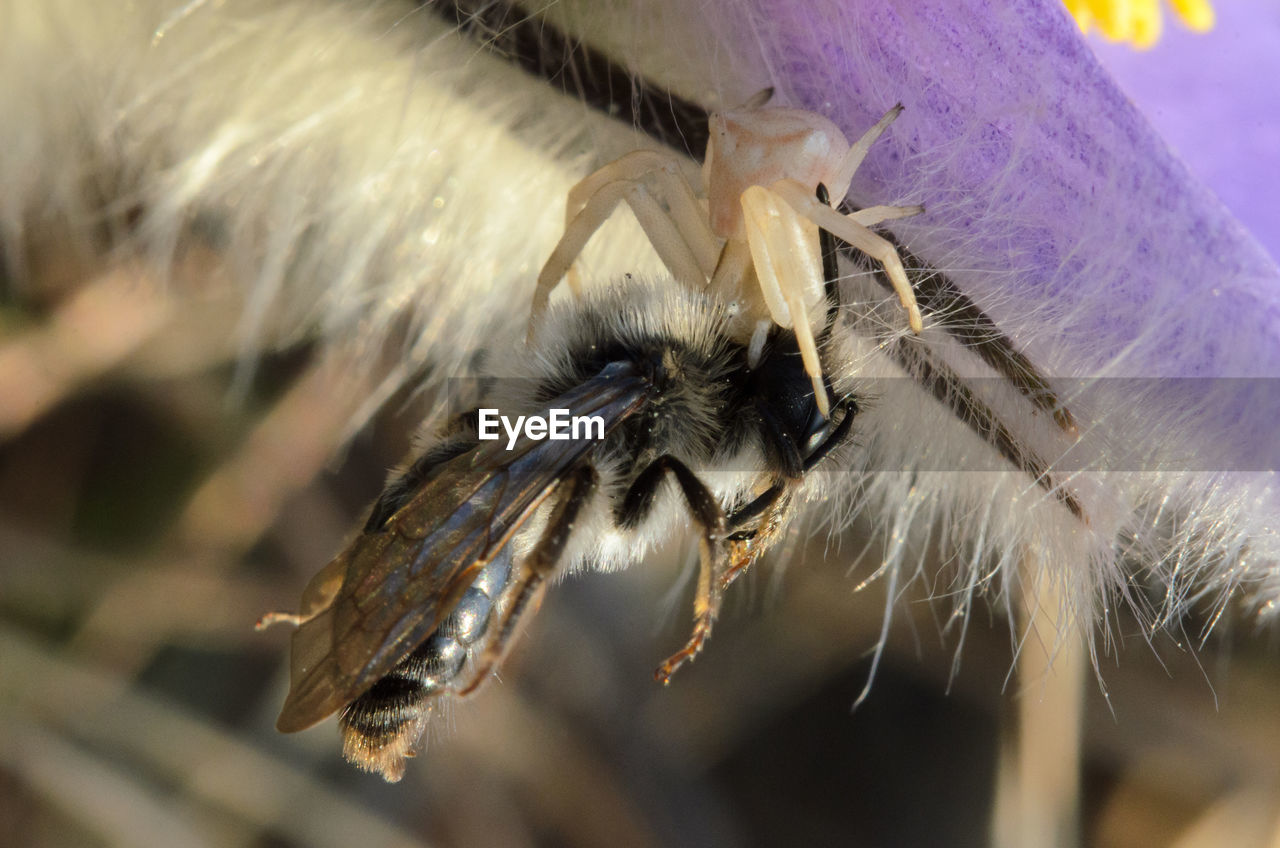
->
530;92;924;417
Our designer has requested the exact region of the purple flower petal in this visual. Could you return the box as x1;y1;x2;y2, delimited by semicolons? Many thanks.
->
756;0;1280;380
1090;1;1280;264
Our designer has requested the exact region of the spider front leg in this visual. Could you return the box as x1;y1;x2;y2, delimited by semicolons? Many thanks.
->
739;184;833;417
829;103;905;200
769;179;925;335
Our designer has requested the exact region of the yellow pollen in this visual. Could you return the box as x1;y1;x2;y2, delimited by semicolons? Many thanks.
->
1065;0;1215;48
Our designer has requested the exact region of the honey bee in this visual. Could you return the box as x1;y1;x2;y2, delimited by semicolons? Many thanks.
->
263;199;862;780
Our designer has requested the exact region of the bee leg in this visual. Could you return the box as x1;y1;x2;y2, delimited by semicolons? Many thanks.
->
254;551;348;630
458;464;598;696
727;482;787;533
615;456;729;685
725;490;796;592
724;479;791;573
801;395;860;471
721;396;860;600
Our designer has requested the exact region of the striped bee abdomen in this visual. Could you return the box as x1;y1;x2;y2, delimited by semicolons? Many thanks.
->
338;550;513;781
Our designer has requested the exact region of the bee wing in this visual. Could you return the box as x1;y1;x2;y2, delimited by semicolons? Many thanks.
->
277;362;649;732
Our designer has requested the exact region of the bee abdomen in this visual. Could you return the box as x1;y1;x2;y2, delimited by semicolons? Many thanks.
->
338;553;513;781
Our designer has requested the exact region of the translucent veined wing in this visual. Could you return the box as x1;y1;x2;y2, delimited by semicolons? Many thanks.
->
277;362;650;732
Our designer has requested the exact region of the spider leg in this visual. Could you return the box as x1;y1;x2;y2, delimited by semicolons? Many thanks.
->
770;180;924;334
848;204;925;228
564;150;720;277
708;240;775;348
457;464;598;696
709;238;771;319
615;455;728;685
740;184;832;417
817;183;842;332
829;103;904;200
530;177;708;340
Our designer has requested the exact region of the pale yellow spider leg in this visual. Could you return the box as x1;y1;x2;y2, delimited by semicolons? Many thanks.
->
746;319;772;369
619;183;708;288
529;178;706;340
532;180;627;332
565;151;673;219
848;204;925;227
646;166;721;276
563;153;669;296
709;238;752;300
771;180;924;334
564;267;585;298
737;87;775;110
829;103;904;201
741;184;832;418
571;152;720;277
709;239;771;340
563;151;720;283
739;189;795;328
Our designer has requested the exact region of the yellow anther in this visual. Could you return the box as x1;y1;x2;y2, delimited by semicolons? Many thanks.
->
1169;0;1215;31
1065;0;1215;47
